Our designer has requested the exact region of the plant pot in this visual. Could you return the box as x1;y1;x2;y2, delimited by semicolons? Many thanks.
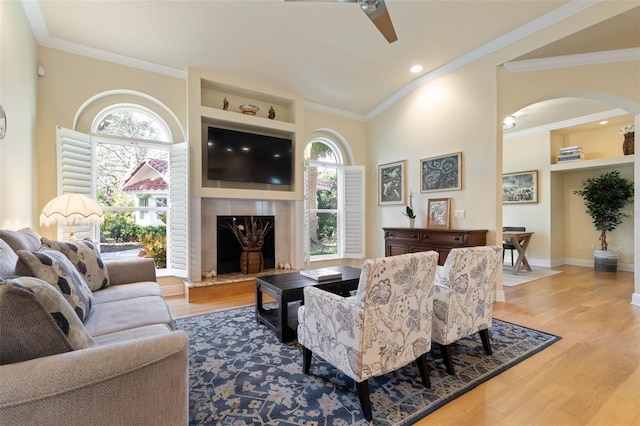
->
594;249;618;272
240;247;264;274
408;218;415;228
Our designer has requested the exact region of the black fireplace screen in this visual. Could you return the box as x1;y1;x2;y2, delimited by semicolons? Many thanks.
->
216;215;276;274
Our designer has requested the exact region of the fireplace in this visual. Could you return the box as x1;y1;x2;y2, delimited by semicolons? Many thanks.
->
216;215;276;274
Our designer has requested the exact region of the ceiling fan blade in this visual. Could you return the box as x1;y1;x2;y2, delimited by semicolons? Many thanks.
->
361;0;397;43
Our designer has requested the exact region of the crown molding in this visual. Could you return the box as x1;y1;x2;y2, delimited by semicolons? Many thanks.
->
20;0;186;79
366;0;600;119
504;47;640;73
503;108;629;139
304;101;366;122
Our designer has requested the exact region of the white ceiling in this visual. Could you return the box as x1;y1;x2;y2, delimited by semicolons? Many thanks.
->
22;1;640;128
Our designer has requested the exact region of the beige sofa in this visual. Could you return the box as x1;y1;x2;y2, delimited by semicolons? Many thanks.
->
0;228;189;425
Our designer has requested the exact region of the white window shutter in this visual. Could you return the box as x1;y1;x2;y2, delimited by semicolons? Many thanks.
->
343;165;364;259
170;142;188;277
56;126;95;240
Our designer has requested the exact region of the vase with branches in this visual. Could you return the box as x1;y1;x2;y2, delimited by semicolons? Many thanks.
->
223;217;273;273
223;216;273;249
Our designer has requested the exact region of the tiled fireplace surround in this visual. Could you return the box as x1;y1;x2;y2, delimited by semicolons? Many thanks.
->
200;198;300;276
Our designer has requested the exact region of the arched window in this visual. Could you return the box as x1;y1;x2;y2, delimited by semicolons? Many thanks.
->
57;101;187;276
304;136;364;263
90;105;172;267
93;104;171;142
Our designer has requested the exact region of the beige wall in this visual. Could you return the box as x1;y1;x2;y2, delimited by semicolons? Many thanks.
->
0;1;39;229
35;48;187;238
303;109;367;168
503;132;552;266
367;61;500;259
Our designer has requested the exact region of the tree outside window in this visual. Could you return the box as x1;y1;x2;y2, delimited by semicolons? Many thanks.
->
306;141;340;257
93;105;171;268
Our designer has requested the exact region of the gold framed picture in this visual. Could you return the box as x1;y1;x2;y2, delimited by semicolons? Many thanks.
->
427;198;451;229
502;170;538;204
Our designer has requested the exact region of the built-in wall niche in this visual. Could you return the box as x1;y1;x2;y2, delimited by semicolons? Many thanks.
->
200;79;294;124
216;215;276;274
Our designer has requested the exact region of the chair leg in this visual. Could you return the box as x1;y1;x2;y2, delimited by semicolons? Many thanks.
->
416;354;431;388
440;344;455;375
510;249;514;266
479;329;492;355
302;347;312;374
356;380;373;421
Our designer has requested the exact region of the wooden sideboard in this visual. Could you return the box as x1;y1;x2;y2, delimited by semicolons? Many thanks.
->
383;228;488;265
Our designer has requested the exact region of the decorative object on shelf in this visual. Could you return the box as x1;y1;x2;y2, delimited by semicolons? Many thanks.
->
557;145;584;163
378;160;406;205
420;152;461;193
0;105;6;139
40;193;104;241
427;198;450;229
201;269;217;279
268;106;275;119
620;124;634;156
223;97;229;111
223;216;273;274
573;170;634;272
502;170;538;204
239;104;259;115
402;191;416;228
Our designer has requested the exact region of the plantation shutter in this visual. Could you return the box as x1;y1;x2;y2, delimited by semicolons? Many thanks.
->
56;126;95;240
169;142;188;277
303;158;310;268
343;165;364;259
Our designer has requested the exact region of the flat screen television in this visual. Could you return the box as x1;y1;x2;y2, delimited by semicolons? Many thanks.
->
205;126;293;187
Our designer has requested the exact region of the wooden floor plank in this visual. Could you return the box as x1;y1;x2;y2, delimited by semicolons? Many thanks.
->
164;265;640;424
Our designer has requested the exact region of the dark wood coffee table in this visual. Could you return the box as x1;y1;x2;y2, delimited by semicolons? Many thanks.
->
255;266;361;342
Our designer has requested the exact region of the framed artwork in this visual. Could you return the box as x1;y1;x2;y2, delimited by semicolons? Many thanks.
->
420;152;462;192
427;198;451;229
378;160;406;205
502;170;538;204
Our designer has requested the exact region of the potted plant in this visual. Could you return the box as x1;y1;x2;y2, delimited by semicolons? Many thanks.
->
573;170;634;271
402;205;416;228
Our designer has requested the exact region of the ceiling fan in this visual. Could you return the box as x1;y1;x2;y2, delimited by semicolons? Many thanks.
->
290;0;398;43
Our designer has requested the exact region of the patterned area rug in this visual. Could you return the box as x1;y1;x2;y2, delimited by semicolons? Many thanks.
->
175;306;560;425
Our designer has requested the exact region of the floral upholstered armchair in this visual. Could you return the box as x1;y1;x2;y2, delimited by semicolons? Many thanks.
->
297;251;439;421
431;245;503;375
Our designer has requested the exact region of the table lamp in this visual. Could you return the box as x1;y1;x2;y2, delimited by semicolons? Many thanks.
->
40;193;104;241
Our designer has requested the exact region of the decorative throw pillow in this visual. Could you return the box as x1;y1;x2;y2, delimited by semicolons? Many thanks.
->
17;249;95;322
0;238;19;278
0;227;41;252
41;238;110;291
0;277;95;365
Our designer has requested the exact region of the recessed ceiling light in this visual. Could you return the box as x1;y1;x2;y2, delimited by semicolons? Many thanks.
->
600;120;608;125
410;65;423;73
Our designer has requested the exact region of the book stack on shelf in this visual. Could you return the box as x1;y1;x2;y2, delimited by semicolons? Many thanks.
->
558;146;585;163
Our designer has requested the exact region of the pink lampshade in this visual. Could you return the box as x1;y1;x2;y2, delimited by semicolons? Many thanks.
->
40;193;104;227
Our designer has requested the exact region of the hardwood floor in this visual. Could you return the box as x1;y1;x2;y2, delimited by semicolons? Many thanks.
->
164;265;640;425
